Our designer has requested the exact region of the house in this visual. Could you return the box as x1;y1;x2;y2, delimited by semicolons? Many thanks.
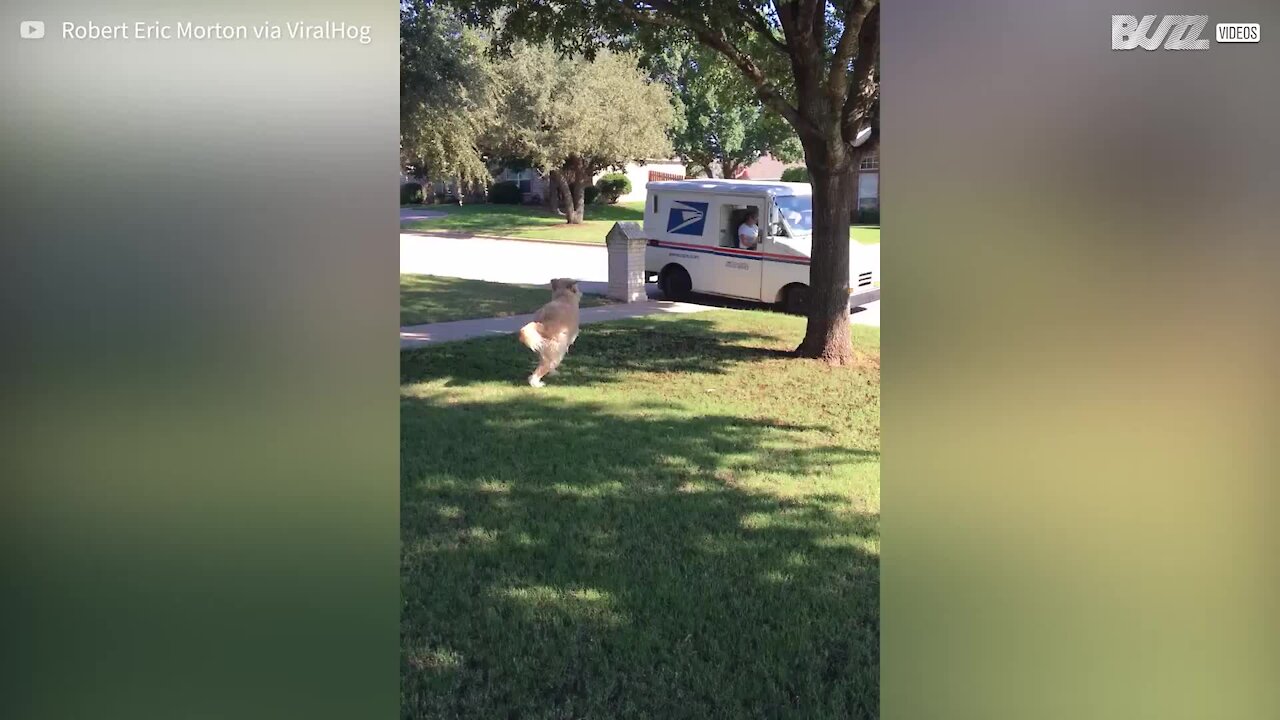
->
492;159;687;203
734;151;880;212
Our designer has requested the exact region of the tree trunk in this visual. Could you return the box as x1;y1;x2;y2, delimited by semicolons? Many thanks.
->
795;159;856;365
557;156;590;224
567;180;586;224
553;172;581;223
546;169;568;215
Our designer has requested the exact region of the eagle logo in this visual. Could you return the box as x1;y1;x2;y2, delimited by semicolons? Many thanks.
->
666;201;708;236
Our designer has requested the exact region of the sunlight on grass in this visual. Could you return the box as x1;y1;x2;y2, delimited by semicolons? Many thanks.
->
850;226;881;245
401;310;880;718
402;201;645;244
496;586;629;627
400;274;611;326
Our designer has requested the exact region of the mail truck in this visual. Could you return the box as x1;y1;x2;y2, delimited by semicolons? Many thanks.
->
644;179;879;313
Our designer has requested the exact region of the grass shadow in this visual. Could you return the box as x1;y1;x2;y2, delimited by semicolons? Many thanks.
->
400;316;796;388
401;392;879;719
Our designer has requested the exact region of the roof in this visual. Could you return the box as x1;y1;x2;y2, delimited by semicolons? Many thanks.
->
735;155;791;180
644;179;811;196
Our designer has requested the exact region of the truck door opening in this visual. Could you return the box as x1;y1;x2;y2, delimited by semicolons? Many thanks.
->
720;204;761;248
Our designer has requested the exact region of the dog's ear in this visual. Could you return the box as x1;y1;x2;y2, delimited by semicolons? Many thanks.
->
550;278;563;291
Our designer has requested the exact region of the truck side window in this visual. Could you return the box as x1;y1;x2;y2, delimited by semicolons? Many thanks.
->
652;194;658;213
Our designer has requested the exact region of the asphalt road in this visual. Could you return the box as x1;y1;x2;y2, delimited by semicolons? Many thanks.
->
400;232;880;326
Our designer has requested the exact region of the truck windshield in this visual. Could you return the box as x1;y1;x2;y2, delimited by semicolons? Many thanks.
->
774;195;813;235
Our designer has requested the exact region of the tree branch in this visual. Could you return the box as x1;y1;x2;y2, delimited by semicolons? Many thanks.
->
617;1;819;137
840;3;879;150
738;0;788;53
826;0;876;109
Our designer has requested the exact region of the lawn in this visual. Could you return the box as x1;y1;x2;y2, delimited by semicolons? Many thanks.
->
401;310;880;719
402;201;646;244
403;201;881;246
401;275;612;326
850;225;880;245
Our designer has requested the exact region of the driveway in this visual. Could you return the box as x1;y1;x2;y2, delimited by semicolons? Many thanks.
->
400;232;880;326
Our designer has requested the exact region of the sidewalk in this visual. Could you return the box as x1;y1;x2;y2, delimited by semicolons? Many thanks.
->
400;300;713;350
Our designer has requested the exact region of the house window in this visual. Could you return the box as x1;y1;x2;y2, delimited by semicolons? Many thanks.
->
859;151;879;172
516;170;532;193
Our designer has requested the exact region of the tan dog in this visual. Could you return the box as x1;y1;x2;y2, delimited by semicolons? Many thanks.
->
517;278;583;387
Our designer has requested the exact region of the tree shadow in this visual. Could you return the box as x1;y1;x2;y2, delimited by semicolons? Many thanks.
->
400;317;796;388
401;393;880;719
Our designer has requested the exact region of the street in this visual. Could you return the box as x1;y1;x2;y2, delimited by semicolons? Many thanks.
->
400;232;880;326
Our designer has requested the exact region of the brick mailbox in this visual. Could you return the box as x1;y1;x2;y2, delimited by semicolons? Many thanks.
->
605;221;649;303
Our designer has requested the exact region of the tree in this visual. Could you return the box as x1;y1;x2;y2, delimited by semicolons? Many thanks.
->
443;0;879;364
647;43;801;179
487;44;675;224
400;1;495;194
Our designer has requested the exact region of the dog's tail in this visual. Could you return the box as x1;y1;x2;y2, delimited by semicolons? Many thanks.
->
518;322;544;352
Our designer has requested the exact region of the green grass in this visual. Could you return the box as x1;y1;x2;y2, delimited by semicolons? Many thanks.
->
401;275;613;326
402;201;646;244
401;311;880;719
850;226;880;245
404;201;882;246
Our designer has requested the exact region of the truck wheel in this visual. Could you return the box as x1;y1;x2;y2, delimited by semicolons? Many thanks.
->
783;284;810;315
661;266;692;301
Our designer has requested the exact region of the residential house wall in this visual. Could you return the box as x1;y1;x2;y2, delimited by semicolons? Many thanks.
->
734;151;880;211
492;159;687;203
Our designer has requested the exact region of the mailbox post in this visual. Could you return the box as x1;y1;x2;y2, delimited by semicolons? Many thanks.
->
605;221;649;303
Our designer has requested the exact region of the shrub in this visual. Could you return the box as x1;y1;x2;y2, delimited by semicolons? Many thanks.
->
401;183;425;205
595;172;632;204
488;181;522;204
583;185;600;205
780;166;810;183
856;207;880;225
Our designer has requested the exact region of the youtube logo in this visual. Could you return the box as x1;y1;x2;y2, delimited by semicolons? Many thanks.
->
20;20;46;39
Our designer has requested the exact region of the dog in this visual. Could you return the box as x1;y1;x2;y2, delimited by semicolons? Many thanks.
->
517;278;583;387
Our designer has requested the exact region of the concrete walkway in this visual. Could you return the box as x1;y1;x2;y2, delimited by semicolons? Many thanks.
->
400;300;713;350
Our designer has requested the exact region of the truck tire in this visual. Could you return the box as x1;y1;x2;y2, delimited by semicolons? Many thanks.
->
783;284;809;315
661;266;692;301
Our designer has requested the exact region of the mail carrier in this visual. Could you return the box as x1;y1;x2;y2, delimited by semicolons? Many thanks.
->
643;179;879;313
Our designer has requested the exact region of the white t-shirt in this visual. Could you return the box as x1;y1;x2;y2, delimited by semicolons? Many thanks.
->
737;223;759;249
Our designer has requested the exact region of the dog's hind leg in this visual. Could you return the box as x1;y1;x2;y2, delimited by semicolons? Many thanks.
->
529;356;553;387
545;337;570;376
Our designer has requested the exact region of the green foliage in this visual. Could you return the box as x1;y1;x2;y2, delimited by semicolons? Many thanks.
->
781;166;810;183
583;185;600;205
488;181;523;204
400;1;494;185
648;43;801;178
489;45;675;178
595;172;631;203
401;183;426;205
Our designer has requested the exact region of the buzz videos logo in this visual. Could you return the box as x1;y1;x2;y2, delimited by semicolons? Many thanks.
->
1112;15;1260;50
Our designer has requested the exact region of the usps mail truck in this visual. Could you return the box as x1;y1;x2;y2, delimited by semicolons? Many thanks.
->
643;179;879;313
